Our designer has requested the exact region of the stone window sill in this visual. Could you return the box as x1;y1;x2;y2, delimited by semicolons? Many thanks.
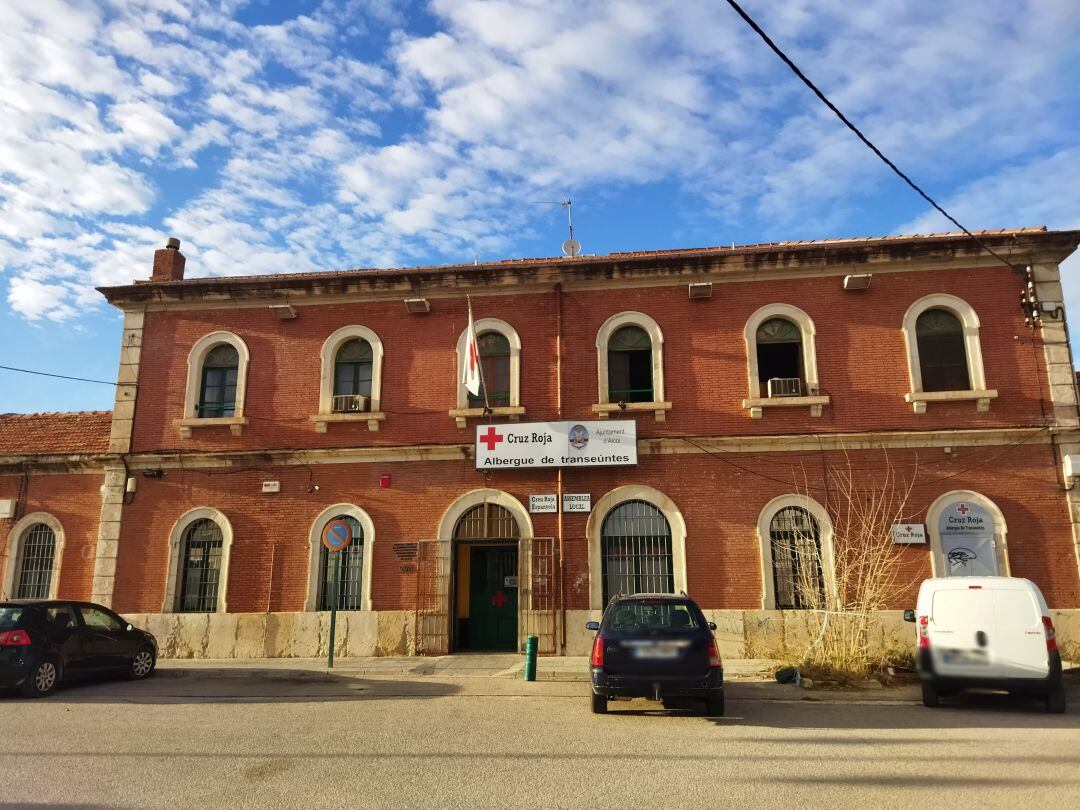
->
311;411;386;432
742;395;830;419
905;389;998;414
175;417;248;438
591;401;672;422
449;406;525;429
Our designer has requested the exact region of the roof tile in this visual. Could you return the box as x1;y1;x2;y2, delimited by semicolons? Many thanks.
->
0;411;112;456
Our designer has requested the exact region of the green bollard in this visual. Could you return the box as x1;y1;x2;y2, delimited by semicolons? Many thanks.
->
524;635;538;681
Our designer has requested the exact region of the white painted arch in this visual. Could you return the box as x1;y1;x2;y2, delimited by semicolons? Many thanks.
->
755;494;836;610
305;503;376;611
743;303;820;398
162;507;234;613
586;485;687;610
925;490;1009;577
3;512;65;600
317;325;385;415
595;311;666;405
902;294;986;393
183;331;251;419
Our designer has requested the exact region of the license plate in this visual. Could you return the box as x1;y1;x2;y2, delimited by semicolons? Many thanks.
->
941;649;987;665
628;641;686;659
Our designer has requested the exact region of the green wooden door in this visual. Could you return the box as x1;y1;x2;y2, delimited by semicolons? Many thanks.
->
467;546;518;651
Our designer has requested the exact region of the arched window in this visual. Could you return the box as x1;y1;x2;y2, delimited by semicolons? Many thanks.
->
317;515;365;610
600;500;673;605
14;523;56;599
333;339;373;412
197;344;239;419
768;506;825;610
607;326;654;403
177;518;224;613
454;503;521;539
915;309;970;392
468;332;512;409
756;318;803;395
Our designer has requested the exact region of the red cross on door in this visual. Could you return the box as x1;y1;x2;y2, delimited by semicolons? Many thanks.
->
480;426;504;451
492;590;507;608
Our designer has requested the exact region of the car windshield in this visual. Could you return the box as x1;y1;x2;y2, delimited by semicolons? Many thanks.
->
0;606;25;628
604;599;701;633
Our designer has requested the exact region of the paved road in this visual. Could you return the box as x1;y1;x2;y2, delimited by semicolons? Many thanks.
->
0;674;1077;808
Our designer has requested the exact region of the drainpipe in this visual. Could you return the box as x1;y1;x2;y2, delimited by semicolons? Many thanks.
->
556;282;567;654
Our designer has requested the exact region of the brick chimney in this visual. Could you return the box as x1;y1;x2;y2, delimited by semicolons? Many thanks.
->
151;237;186;282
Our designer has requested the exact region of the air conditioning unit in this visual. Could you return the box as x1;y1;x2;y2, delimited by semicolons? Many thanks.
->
767;377;802;398
332;394;368;413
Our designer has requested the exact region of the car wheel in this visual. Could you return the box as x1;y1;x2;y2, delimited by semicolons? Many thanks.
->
921;681;940;708
22;659;60;698
1046;681;1067;714
591;692;608;714
129;648;156;680
705;692;725;717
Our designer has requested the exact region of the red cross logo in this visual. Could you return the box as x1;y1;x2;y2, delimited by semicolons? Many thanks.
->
480;426;504;451
492;590;507;608
956;503;970;515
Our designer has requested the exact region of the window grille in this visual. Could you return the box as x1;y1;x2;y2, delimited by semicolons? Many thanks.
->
15;523;56;599
453;504;520;540
769;506;825;610
178;518;223;612
601;500;673;605
334;339;373;409
916;308;970;392
607;325;653;403
318;515;365;610
198;344;238;418
467;332;512;408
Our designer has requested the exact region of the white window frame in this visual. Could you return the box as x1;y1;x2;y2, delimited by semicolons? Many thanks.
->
176;331;250;437
162;507;234;613
902;294;996;413
305;504;376;612
450;318;524;428
925;490;1010;577
312;325;386;432
586;485;687;610
592;311;671;422
742;304;828;418
3;513;65;600
756;495;836;610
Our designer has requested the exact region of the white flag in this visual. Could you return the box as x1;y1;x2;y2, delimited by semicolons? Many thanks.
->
462;299;482;397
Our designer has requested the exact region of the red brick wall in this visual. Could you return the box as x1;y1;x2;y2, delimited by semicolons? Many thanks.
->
0;472;101;600
108;442;1079;614
130;264;1046;453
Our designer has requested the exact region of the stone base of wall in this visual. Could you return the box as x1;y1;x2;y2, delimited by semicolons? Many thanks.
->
128;609;1080;662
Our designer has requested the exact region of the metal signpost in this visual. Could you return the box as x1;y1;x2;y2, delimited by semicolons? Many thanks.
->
321;518;353;668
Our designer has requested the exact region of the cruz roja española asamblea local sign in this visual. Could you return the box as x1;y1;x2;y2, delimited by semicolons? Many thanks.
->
475;421;637;469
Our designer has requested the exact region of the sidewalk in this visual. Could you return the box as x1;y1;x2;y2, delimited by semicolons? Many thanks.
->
156;654;785;683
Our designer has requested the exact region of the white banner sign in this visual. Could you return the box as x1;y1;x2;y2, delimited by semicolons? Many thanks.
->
529;494;558;513
892;523;927;545
562;493;592;513
475;421;637;469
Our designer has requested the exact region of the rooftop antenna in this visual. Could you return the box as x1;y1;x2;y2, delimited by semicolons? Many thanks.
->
530;197;581;257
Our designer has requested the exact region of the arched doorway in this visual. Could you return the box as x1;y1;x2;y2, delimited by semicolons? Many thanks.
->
453;503;520;651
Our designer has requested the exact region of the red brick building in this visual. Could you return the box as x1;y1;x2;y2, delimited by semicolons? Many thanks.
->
3;227;1080;658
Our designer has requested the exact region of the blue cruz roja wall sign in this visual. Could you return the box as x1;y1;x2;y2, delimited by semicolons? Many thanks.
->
321;519;353;552
936;500;998;576
475;421;637;469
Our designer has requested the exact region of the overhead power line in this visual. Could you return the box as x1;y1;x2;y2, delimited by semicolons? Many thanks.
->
722;0;1017;271
0;364;126;387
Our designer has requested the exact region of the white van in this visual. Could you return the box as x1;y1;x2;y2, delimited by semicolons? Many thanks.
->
905;577;1066;713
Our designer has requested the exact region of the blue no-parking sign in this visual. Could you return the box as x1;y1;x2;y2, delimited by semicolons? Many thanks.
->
321;519;353;552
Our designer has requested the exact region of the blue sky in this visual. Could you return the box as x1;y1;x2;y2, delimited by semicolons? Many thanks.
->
1;0;1078;413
